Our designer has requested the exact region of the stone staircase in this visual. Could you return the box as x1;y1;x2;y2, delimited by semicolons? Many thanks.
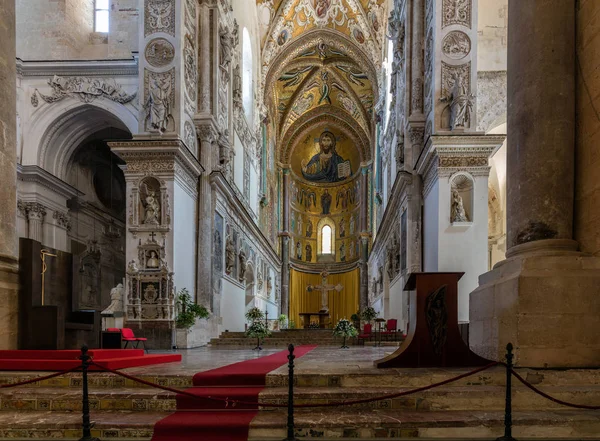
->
0;364;599;439
209;329;371;347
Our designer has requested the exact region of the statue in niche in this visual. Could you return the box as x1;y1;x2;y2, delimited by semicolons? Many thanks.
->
146;73;172;132
301;131;351;183
305;244;313;262
102;284;124;315
339;241;346;262
349;215;356;235
321;189;332;215
225;233;235;275
219;26;234;70
218;130;234;181
297;216;303;236
441;70;475;130
451;189;469;222
339;218;346;238
306;220;313;238
296;241;302;260
238;247;247;282
141;182;161;225
146;251;160;269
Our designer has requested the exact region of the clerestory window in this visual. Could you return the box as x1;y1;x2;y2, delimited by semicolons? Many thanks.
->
95;0;110;33
321;225;332;254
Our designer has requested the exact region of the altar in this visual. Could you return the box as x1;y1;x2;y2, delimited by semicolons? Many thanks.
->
298;312;330;329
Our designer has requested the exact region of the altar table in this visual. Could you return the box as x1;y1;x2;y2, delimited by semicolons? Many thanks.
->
299;312;329;329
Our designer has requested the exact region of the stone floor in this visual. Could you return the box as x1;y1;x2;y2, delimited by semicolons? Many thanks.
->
0;346;599;439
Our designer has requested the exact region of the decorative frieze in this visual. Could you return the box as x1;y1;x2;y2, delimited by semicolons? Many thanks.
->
145;39;175;68
442;31;471;60
145;0;176;37
53;210;71;231
33;76;136;105
442;0;472;29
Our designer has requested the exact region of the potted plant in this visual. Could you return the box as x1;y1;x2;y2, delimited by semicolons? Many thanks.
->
278;314;288;330
350;312;361;330
333;318;358;349
360;306;378;324
245;307;270;350
175;288;210;349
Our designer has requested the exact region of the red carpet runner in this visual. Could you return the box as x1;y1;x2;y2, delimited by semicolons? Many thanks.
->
152;346;317;441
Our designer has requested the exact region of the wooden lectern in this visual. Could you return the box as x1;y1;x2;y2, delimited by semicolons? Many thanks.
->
375;272;490;368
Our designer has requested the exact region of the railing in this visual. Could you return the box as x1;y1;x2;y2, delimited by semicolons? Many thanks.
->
0;343;598;441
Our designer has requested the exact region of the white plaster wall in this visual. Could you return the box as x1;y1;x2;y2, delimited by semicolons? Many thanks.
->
233;132;244;192
423;180;440;272
250;163;258;214
388;278;406;331
437;175;489;322
173;181;197;295
477;0;508;72
221;278;246;332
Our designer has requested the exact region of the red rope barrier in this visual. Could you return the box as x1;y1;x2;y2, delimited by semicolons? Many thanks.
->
0;366;83;389
90;360;501;409
510;369;600;410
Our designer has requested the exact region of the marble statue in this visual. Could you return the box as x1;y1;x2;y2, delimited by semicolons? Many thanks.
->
102;283;124;315
225;234;235;274
451;189;469;222
142;185;161;225
147;251;160;269
219;27;234;69
146;74;172;132
442;70;475;130
238;247;247;281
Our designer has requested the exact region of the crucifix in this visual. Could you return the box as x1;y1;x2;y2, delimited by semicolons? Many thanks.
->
307;270;343;312
40;248;57;306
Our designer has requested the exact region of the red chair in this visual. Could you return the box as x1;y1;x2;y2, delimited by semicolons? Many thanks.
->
380;319;398;341
121;328;148;352
357;323;373;346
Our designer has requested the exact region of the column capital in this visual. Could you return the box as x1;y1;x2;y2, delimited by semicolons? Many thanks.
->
194;120;218;143
53;210;72;231
21;201;47;221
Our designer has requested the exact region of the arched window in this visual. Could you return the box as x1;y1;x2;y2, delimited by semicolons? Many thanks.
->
321;225;332;254
242;28;253;121
95;0;110;32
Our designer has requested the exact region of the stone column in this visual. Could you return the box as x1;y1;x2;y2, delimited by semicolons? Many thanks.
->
25;203;46;244
280;168;290;316
0;0;18;349
359;166;370;309
470;0;600;368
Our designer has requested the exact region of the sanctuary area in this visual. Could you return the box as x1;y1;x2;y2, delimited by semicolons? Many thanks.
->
0;0;599;439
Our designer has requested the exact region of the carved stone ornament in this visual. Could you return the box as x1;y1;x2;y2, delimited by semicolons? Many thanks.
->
145;38;175;68
442;31;471;60
184;36;197;103
21;201;47;221
451;189;469;222
440;156;488;168
144;68;175;133
441;62;474;130
409;127;425;147
225;233;235;275
395;130;404;165
184;121;197;155
34;75;136;105
145;0;176;37
53;210;72;231
442;0;472;29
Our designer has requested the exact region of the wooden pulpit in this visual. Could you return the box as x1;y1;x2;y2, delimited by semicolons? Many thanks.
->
375;272;490;368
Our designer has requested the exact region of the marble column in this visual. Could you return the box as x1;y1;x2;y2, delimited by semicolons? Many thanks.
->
25;203;46;244
280;169;290;316
359;166;370;309
0;0;18;349
469;0;600;367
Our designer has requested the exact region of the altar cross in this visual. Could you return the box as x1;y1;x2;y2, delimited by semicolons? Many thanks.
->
307;270;343;312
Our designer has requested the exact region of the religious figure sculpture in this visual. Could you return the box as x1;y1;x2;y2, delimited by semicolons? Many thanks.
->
219;27;234;70
147;251;160;269
441;70;475;130
302;131;350;183
306;220;313;238
321;189;332;215
218;130;234;181
306;270;343;312
127;260;139;273
305;244;313;262
102;283;124;315
296;241;302;260
225;234;235;275
238;247;247;282
145;74;172;132
451;189;469;222
143;188;161;225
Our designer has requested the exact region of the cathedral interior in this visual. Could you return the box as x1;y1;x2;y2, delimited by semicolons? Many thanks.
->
0;0;599;439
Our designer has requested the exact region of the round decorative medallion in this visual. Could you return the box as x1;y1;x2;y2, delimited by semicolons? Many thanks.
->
145;38;175;67
442;31;471;60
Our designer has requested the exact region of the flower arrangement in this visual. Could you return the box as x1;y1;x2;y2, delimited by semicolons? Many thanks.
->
175;288;210;329
360;306;378;323
278;314;288;329
333;318;358;348
245;307;270;350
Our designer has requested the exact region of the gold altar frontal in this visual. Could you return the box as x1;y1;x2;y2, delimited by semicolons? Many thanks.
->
298;311;330;329
289;269;359;327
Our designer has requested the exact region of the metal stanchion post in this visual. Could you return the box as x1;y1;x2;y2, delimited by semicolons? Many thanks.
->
79;345;100;441
496;343;517;441
283;344;298;441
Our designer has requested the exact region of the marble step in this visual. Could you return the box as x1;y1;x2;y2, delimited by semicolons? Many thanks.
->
266;365;600;388
209;338;344;346
248;409;600;439
0;387;176;412
258;385;600;412
218;330;335;338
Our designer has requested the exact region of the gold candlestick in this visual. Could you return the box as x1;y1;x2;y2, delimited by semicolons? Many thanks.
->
40;249;57;306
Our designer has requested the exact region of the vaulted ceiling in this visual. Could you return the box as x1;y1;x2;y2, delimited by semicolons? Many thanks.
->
258;0;386;163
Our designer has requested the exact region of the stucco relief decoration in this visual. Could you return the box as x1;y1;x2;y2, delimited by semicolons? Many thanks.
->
145;0;176;37
184;121;197;155
144;68;175;133
293;0;350;29
424;30;434;116
184;36;197;103
218;130;234;181
34;76;136;105
441;62;474;130
442;0;471;29
442;31;471;60
145;38;175;67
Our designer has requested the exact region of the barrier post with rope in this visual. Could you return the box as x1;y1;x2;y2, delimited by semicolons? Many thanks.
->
283;343;298;441
497;343;517;441
78;345;100;441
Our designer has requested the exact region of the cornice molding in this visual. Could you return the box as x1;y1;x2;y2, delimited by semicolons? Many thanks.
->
289;259;361;275
16;58;139;78
17;164;82;200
